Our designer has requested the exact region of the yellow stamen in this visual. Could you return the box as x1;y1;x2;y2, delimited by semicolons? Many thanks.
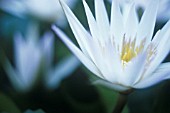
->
121;36;145;66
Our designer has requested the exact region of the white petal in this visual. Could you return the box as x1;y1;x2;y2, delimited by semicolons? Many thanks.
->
110;0;124;51
95;0;110;41
136;0;159;45
143;21;170;79
125;3;139;39
122;1;132;24
93;79;130;92
134;63;170;88
59;0;107;75
153;20;170;44
59;0;91;57
83;0;119;75
60;0;106;69
120;52;147;86
52;26;103;78
82;0;100;41
99;40;123;83
151;29;161;45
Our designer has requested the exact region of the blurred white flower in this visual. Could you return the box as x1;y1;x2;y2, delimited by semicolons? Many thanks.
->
5;29;42;92
4;22;80;92
108;0;170;21
0;0;77;24
53;0;170;92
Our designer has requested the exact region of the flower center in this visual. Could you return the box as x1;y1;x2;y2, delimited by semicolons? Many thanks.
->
120;37;145;66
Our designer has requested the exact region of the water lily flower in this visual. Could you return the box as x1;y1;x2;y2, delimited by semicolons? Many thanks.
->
3;22;80;92
0;0;77;24
53;0;170;92
3;22;53;92
108;0;170;21
4;29;42;92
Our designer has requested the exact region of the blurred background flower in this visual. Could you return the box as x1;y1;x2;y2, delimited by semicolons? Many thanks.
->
4;23;42;92
2;21;80;93
107;0;170;22
0;0;77;26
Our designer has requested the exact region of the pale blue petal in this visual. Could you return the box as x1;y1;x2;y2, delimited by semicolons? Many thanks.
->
14;33;41;89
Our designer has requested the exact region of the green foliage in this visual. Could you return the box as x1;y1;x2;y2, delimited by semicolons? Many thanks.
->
0;92;21;113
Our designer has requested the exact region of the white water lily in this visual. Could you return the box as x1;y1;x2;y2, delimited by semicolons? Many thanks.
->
53;0;170;91
5;32;42;92
3;23;54;92
108;0;170;21
0;0;77;24
4;22;80;91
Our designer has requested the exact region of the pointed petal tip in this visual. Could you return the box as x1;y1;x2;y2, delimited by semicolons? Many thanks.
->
51;24;57;30
52;25;61;34
51;25;64;40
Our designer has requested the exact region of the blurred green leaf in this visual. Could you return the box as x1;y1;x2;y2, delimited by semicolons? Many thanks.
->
128;82;165;113
96;85;129;113
122;106;129;113
96;85;117;113
0;92;21;113
60;71;106;113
